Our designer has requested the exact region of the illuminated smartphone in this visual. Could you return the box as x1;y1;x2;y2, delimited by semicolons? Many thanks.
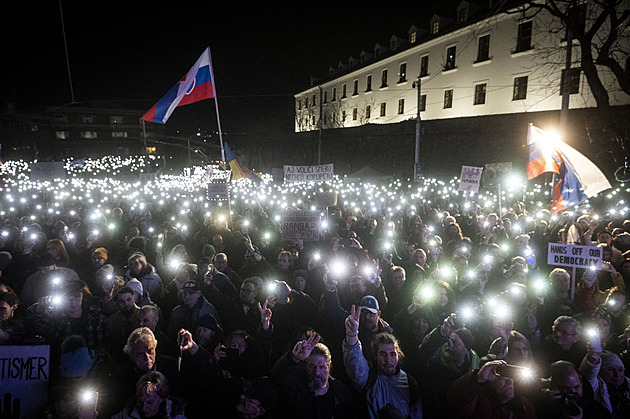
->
78;390;98;417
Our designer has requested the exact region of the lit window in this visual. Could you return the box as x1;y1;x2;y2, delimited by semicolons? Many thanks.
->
431;21;439;34
399;63;407;83
444;46;456;70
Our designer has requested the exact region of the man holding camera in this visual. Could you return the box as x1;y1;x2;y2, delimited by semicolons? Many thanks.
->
447;359;537;418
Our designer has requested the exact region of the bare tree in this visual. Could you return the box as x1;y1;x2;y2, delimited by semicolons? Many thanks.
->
517;0;630;163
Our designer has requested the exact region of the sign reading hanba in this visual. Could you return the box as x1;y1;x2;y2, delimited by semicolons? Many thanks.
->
547;243;603;269
284;164;334;182
458;166;483;192
282;210;321;241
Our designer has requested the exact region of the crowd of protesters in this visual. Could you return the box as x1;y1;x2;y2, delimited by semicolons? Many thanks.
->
1;174;630;418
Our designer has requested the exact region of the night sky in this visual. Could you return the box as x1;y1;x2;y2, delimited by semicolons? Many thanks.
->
4;1;444;135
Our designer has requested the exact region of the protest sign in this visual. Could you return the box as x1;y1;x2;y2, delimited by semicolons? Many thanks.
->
547;243;603;269
30;162;66;181
283;164;334;182
282;210;321;240
458;166;483;192
0;345;50;418
207;179;229;201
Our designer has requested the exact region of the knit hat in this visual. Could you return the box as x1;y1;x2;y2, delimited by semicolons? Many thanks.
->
127;279;143;296
454;327;475;350
360;295;380;313
91;247;108;260
600;351;624;370
202;244;216;258
95;264;115;281
242;377;277;411
195;314;219;332
59;347;95;378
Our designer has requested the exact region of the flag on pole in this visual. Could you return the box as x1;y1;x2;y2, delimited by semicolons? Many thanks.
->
142;48;215;124
224;142;262;183
526;124;560;180
527;125;611;213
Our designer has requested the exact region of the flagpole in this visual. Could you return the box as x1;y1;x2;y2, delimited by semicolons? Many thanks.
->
207;47;226;165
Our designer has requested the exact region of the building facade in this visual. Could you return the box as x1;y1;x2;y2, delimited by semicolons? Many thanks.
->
295;0;630;134
0;101;165;161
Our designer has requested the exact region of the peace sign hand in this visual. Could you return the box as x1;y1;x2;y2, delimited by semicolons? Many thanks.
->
291;332;321;362
345;304;361;337
258;299;272;331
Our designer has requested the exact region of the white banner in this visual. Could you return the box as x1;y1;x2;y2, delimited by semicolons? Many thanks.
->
282;210;321;241
283;164;334;182
29;162;66;181
547;243;603;269
0;345;50;418
458;166;483;192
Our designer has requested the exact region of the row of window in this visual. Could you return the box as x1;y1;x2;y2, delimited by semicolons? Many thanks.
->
307;66;581;121
53;115;127;124
299;19;540;110
55;131;129;139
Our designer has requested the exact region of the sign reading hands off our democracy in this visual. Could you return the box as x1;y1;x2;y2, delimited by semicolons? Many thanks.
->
283;164;334;182
547;243;603;269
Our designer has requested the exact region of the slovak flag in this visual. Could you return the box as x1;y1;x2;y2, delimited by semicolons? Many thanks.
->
526;124;611;213
142;48;215;124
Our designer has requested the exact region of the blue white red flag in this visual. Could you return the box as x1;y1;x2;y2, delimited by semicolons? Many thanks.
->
526;124;611;213
142;48;215;124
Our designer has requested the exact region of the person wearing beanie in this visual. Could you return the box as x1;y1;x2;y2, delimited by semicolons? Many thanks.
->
598;351;630;417
91;247;108;269
416;313;480;418
59;335;95;380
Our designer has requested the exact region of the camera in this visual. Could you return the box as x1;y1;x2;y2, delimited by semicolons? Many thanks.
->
558;388;580;417
496;364;533;380
221;347;239;359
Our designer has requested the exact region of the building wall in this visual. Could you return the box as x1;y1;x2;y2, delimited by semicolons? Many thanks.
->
295;2;630;132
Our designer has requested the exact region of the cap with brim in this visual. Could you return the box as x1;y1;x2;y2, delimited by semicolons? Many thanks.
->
359;295;379;313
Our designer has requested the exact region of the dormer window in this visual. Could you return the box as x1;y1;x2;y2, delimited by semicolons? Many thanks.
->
457;5;468;23
390;36;397;51
431;20;439;34
410;31;417;44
